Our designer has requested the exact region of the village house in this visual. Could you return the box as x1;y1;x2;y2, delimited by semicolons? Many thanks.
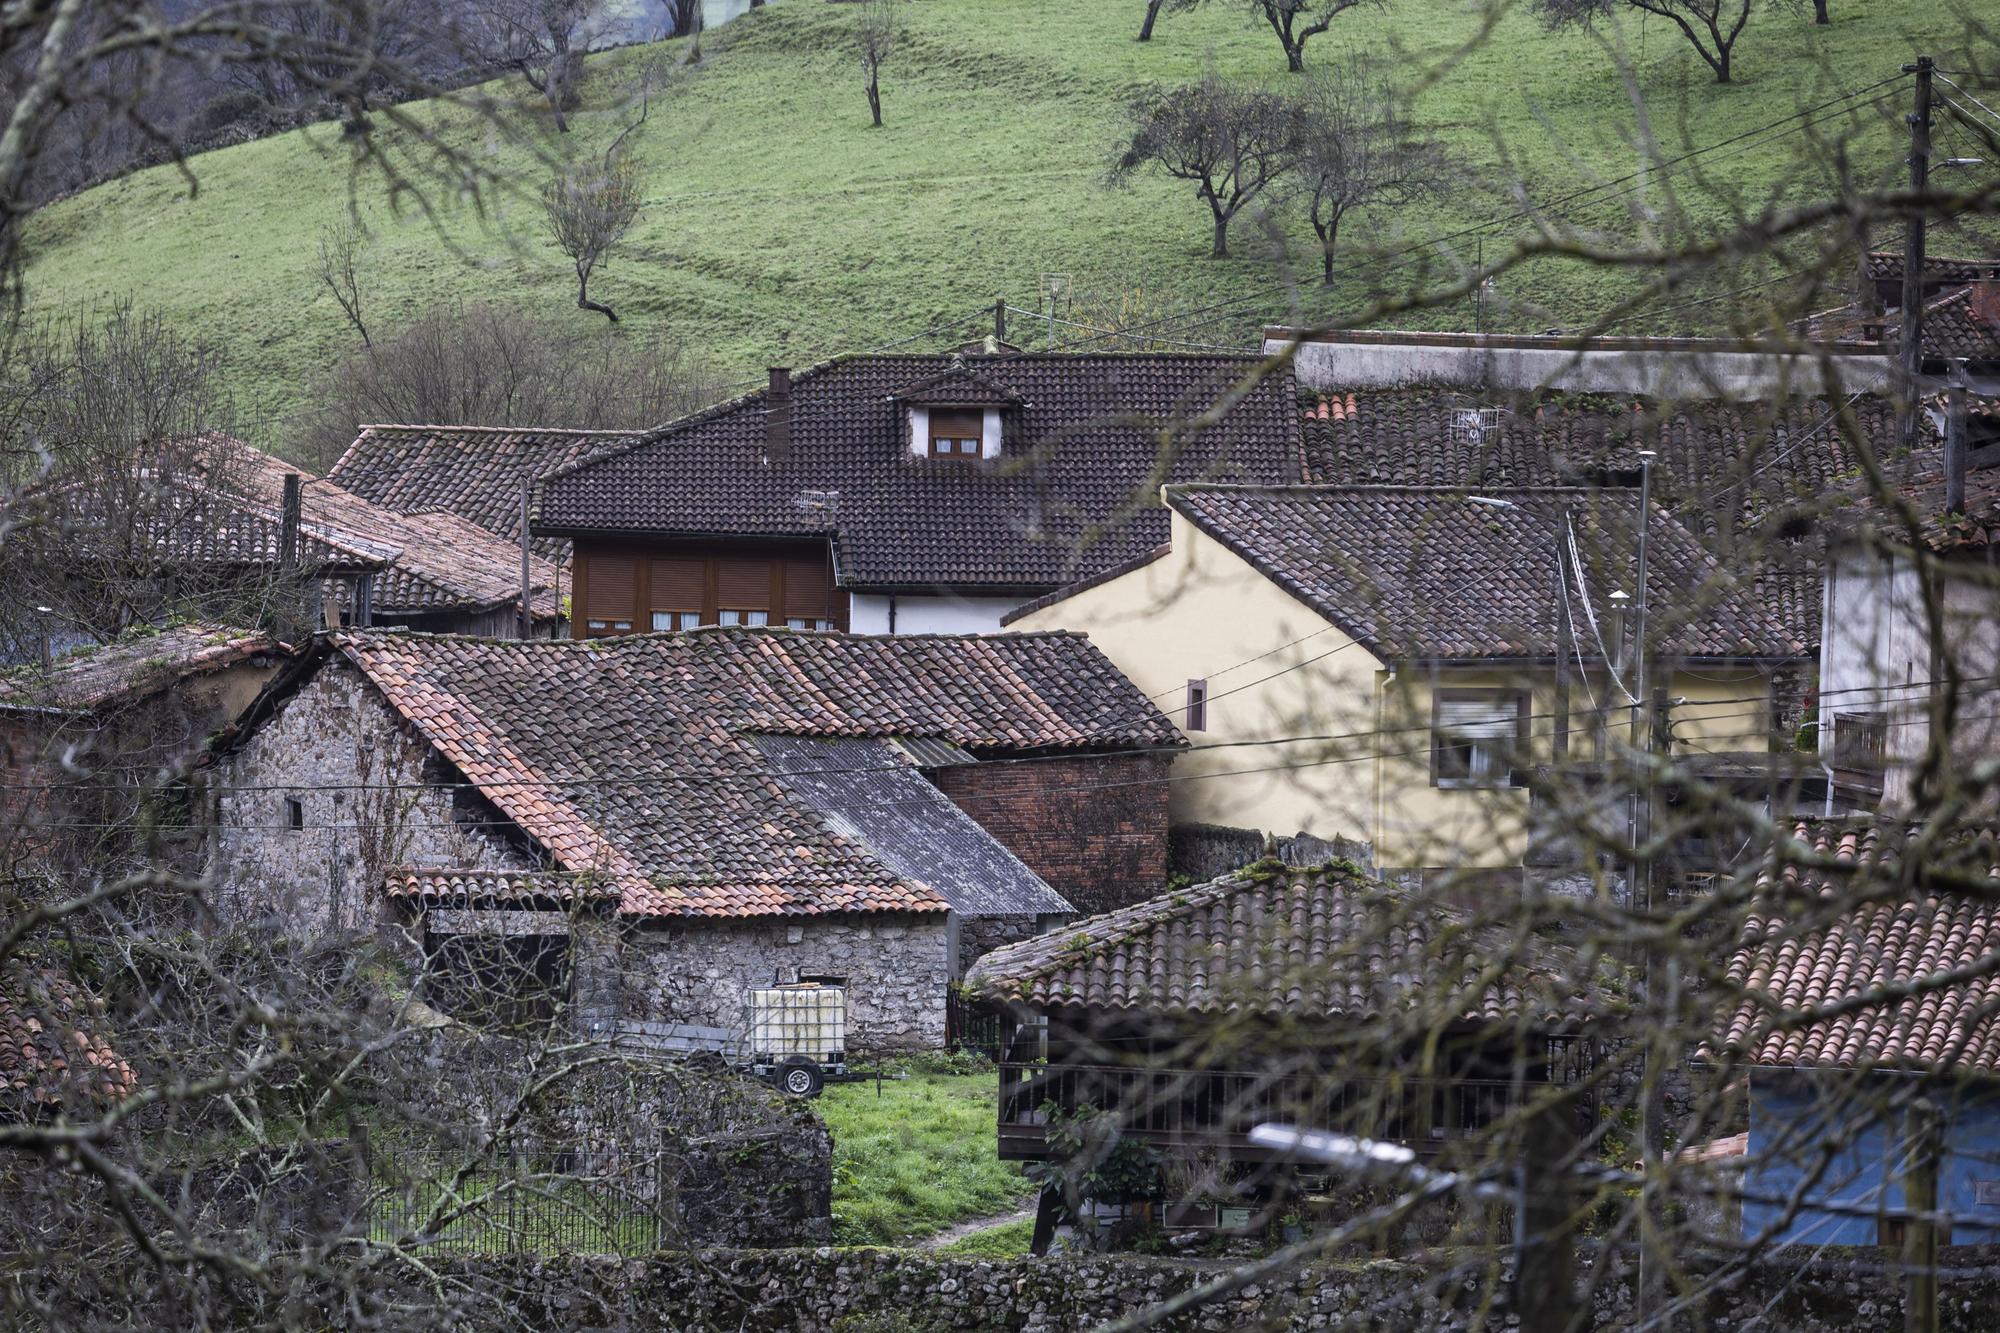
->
326;424;634;560
1005;484;1806;883
965;859;1589;1250
204;627;1179;1049
1711;820;2000;1247
1817;438;2000;812
38;435;568;639
528;351;1301;637
0;622;288;867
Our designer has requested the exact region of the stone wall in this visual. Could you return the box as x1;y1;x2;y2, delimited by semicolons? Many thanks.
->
207;658;535;937
394;1245;2000;1332
1168;823;1373;886
933;753;1172;917
957;912;1062;977
621;912;951;1052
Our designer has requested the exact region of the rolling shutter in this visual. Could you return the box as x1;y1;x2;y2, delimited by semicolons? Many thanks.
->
783;557;831;622
650;557;705;612
1436;696;1519;739
717;557;771;611
584;555;637;621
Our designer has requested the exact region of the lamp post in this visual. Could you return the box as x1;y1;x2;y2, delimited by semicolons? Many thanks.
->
1466;496;1573;765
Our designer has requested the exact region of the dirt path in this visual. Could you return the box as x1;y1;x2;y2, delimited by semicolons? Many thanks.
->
916;1202;1037;1251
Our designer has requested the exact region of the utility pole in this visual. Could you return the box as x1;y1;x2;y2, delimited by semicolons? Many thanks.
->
1945;362;1968;514
1902;1096;1942;1333
519;480;534;641
1552;539;1570;763
994;297;1007;346
1900;57;1934;452
1631;450;1669;1327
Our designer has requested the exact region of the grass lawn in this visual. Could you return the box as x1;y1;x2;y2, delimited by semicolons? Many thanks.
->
18;0;1992;450
937;1216;1035;1258
817;1067;1030;1246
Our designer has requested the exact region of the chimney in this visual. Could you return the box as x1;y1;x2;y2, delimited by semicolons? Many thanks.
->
279;473;301;570
1946;363;1968;515
1969;278;2000;331
765;367;792;462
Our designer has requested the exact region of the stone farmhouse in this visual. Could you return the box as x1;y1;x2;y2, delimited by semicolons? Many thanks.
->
0;622;288;868
529;351;1302;637
204;627;1179;1049
1007;483;1805;884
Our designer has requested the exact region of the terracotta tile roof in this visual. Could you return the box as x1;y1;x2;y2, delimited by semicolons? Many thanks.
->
1863;251;1991;285
327;424;627;555
1165;485;1804;662
1713;821;2000;1074
1827;442;2000;553
41;437;566;621
535;354;1300;591
964;860;1582;1023
0;622;283;715
213;439;568;618
384;868;620;905
0;965;135;1114
1913;284;2000;362
317;627;1179;920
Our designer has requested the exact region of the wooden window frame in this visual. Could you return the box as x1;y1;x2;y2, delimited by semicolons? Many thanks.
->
1831;710;1888;778
574;545;850;639
928;408;984;459
284;796;305;831
1431;688;1531;790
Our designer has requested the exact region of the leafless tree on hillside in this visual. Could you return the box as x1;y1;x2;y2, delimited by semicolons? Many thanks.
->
315;218;373;348
1244;0;1387;73
471;0;611;133
1534;0;1756;83
1112;74;1300;259
1292;59;1452;284
292;301;721;466
541;152;643;322
857;0;899;129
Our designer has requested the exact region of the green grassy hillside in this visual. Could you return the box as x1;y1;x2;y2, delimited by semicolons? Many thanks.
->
18;0;1986;437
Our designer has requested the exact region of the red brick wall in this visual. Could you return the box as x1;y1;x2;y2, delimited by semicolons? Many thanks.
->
932;753;1172;917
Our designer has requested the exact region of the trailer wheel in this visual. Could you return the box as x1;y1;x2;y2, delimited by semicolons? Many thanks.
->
777;1057;824;1098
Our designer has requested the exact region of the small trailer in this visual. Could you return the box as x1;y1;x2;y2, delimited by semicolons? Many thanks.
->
588;981;858;1097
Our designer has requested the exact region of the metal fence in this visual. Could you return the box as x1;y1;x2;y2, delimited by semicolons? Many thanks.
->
366;1134;670;1256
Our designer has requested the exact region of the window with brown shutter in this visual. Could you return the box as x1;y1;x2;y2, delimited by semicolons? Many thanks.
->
583;554;637;637
717;556;772;627
782;557;831;629
929;409;982;459
650;557;706;632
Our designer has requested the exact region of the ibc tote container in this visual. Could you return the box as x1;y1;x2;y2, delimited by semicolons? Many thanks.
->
748;983;846;1062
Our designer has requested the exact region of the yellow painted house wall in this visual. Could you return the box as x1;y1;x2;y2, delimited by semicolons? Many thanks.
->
1013;508;1781;870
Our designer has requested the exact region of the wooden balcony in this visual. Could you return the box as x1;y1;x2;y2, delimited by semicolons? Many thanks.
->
996;1060;1542;1162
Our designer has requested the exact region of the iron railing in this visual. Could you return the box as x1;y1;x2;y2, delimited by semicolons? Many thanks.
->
998;1061;1564;1157
367;1136;668;1256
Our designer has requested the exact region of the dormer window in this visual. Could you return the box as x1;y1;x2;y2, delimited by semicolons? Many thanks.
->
929;409;983;459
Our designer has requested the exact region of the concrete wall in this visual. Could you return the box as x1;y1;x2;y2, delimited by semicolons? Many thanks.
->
1821;542;2000;812
208;658;534;936
620;912;952;1052
1744;1071;2000;1246
846;592;1025;635
932;753;1173;916
1269;330;1895;398
1010;508;1780;869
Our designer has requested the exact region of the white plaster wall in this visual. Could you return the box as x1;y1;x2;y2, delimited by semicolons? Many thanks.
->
847;593;1025;635
1271;336;1894;398
1821;544;1942;810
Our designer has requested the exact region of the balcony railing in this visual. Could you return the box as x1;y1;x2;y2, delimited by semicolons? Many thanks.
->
997;1060;1551;1160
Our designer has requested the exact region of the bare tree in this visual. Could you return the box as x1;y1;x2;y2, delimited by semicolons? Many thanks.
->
1112;75;1299;259
1534;0;1756;83
1291;60;1452;285
473;0;605;133
1243;0;1385;73
857;0;899;129
315;218;372;348
541;153;643;322
292;301;722;466
1137;0;1201;41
